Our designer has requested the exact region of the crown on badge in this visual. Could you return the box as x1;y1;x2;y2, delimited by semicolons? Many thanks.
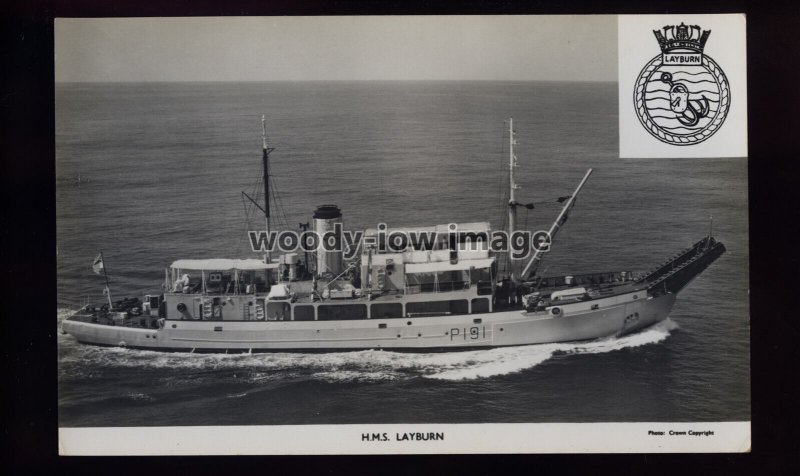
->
653;22;710;54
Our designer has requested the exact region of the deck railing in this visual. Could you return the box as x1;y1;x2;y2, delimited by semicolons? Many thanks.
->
404;281;472;294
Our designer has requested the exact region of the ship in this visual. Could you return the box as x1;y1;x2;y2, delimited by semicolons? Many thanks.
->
61;118;726;352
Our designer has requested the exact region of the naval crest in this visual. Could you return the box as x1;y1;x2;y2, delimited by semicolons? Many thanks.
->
634;23;730;145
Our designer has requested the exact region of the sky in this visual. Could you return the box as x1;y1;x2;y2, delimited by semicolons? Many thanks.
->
55;16;617;82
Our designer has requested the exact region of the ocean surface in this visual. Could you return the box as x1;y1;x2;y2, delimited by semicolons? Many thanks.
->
56;82;749;426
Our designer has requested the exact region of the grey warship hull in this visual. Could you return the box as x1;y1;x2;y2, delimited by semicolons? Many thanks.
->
62;237;723;352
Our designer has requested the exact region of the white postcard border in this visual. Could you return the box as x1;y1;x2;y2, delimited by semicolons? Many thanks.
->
60;422;751;455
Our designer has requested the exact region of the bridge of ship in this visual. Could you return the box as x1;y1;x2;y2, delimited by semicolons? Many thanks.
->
161;252;497;321
158;219;650;322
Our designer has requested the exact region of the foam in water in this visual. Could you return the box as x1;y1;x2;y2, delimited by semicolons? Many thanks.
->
57;307;77;322
58;308;678;382
428;319;679;381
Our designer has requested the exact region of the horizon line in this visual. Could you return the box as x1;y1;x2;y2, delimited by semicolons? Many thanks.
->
55;79;618;84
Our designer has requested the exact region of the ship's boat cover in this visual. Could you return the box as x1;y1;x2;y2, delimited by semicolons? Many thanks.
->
267;284;291;300
405;257;494;274
170;259;279;271
550;287;588;301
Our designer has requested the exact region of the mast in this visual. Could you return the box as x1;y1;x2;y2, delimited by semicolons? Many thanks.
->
261;115;272;263
508;118;520;282
520;168;593;280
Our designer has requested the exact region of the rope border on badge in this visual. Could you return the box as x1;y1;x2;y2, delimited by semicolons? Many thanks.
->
634;55;730;146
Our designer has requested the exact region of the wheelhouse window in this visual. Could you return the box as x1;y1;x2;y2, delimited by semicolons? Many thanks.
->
437;270;469;292
470;267;493;295
406;272;435;293
406;270;470;293
169;266;274;295
205;272;233;294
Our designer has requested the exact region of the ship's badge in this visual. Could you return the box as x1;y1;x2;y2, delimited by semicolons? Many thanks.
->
634;23;730;145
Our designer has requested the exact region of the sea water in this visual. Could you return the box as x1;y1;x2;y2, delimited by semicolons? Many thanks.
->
56;82;749;426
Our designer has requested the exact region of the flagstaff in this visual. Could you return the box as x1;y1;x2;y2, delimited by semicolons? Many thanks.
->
93;251;113;309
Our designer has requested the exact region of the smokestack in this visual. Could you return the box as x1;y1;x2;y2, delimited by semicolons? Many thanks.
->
313;205;343;277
